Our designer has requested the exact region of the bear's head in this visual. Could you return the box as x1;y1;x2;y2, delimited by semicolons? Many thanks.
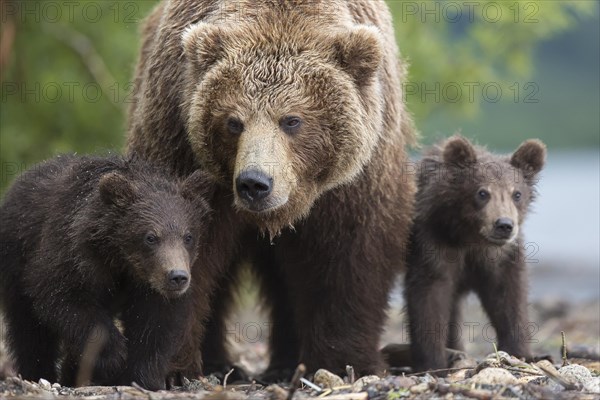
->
420;135;546;246
181;14;385;234
98;169;213;297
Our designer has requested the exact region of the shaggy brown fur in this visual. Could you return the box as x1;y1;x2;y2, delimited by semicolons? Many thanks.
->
405;136;546;372
128;0;415;379
0;155;217;390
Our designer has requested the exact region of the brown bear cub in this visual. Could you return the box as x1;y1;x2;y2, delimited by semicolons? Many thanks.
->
405;136;546;372
0;155;213;390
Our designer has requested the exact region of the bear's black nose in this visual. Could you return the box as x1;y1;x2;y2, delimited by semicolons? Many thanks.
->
167;270;189;290
494;218;514;237
236;169;273;203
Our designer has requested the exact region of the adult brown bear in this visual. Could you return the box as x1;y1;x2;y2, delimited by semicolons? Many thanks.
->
128;0;415;380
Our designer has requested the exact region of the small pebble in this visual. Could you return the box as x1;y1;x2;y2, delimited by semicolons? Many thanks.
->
391;376;416;388
536;359;559;375
471;368;518;385
558;364;599;393
314;369;344;389
583;377;600;394
38;378;51;391
51;383;61;389
484;351;511;361
419;374;436;384
352;375;380;392
410;382;429;394
446;369;469;383
559;364;592;381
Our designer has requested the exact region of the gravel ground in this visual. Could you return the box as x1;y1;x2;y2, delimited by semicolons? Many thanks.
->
1;297;599;399
0;355;599;399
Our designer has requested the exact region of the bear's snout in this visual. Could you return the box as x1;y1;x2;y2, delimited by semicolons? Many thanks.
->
236;169;273;207
166;269;190;292
493;218;514;239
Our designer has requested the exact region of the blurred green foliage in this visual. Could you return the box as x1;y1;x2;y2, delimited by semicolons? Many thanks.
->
388;1;596;116
387;0;599;148
1;0;598;191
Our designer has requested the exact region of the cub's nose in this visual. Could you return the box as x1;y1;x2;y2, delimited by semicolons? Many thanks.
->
494;218;514;237
236;169;273;203
167;270;189;290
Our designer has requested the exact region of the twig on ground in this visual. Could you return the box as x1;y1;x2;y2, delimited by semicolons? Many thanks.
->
504;366;544;376
287;364;306;400
500;357;543;375
223;368;235;390
346;365;355;384
300;377;323;393
407;367;467;377
561;331;569;367
493;342;500;363
537;361;582;391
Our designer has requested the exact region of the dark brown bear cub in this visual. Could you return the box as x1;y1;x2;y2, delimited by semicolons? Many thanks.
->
405;136;546;372
0;155;213;390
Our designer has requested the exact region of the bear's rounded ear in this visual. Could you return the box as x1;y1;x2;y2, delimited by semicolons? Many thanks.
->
443;135;477;166
331;25;383;85
181;169;215;202
182;22;226;72
511;139;546;175
99;172;137;207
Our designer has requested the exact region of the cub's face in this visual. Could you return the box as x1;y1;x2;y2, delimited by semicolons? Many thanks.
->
421;136;546;246
181;18;384;235
99;170;213;298
472;172;529;245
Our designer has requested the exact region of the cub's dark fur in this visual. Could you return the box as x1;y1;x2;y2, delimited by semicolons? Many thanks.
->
405;136;546;371
0;155;213;389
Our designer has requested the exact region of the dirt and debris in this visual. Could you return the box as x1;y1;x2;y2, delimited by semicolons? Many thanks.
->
1;354;599;400
1;297;598;399
1;351;599;399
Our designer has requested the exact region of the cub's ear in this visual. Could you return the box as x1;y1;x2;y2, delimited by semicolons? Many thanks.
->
443;135;477;166
181;170;215;202
331;25;383;85
511;139;546;175
182;22;226;72
99;172;137;207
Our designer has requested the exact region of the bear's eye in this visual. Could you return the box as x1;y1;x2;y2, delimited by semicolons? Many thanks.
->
513;191;522;201
184;233;194;245
280;116;302;134
227;117;244;135
145;233;159;246
477;189;490;200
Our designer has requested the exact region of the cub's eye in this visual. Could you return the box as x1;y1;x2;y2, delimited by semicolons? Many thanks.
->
280;116;302;134
184;233;194;245
477;189;490;200
145;233;158;246
226;117;244;135
513;191;522;201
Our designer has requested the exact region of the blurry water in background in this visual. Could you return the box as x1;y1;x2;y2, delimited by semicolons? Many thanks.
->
526;150;600;302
